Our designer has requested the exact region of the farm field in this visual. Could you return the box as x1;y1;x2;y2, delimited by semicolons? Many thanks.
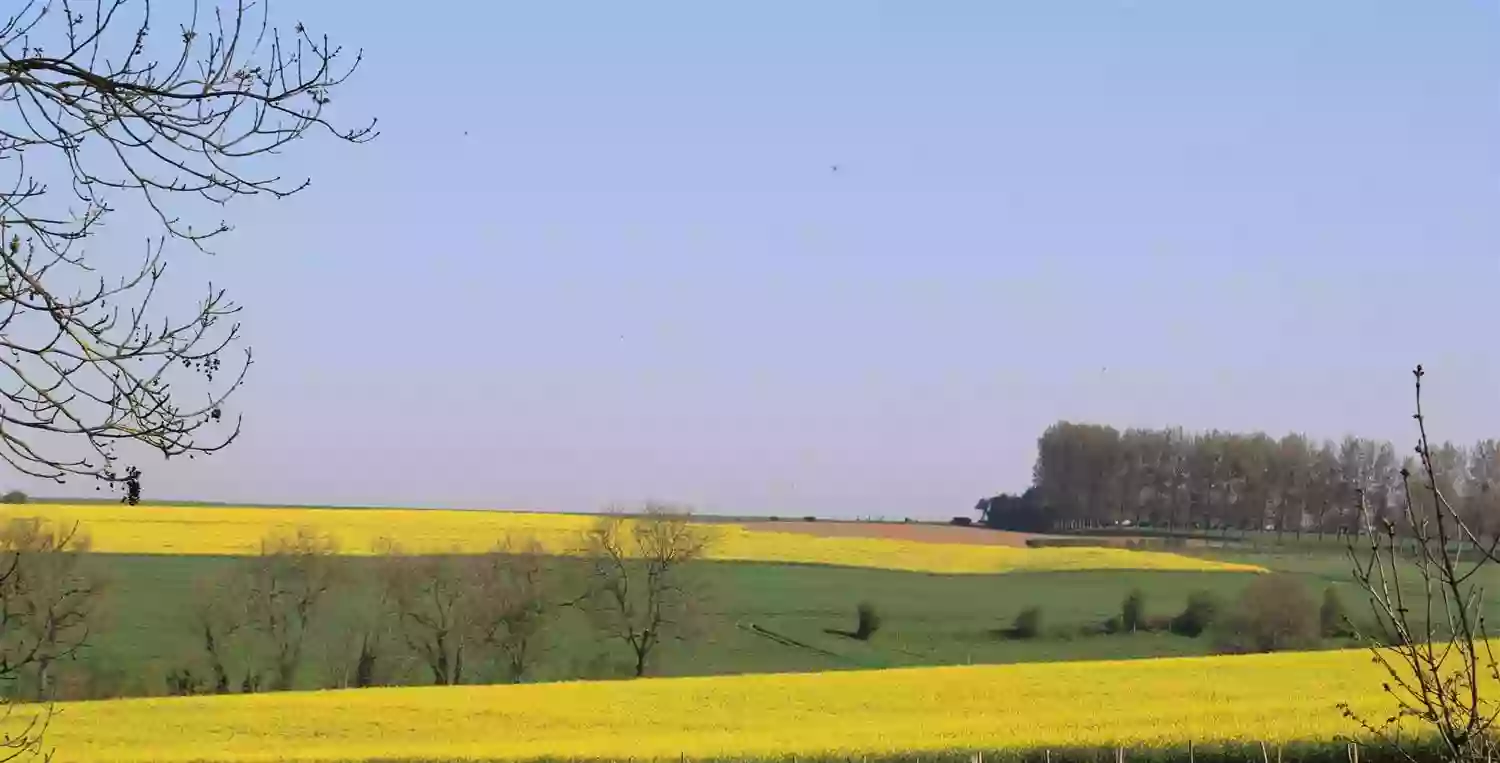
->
0;503;1262;574
73;555;1282;693
6;504;1484;698
1;502;1477;763
30;646;1426;763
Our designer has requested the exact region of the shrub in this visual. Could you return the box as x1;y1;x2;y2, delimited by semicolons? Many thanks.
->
1320;586;1352;638
950;517;973;527
1171;590;1222;637
1122;589;1146;633
1213;574;1319;654
854;601;881;641
802;516;817;523
1102;614;1124;634
0;490;27;504
1011;606;1043;639
1143;614;1174;632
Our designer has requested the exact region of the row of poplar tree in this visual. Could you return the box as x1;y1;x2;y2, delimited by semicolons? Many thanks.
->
1020;422;1500;537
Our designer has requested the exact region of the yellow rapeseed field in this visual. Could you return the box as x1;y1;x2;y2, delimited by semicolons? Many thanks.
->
0;503;1263;574
34;647;1406;763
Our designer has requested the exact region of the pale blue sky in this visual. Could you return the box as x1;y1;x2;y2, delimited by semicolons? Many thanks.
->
39;1;1500;517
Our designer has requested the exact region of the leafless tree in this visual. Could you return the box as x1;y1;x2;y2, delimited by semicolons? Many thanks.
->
0;0;373;497
1344;365;1500;763
470;535;578;684
0;520;101;701
0;516;103;761
327;542;399;689
377;540;473;686
239;527;336;691
582;505;711;678
182;563;248;694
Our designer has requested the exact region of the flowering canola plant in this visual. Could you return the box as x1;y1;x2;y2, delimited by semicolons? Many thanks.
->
0;504;1262;574
35;647;1410;763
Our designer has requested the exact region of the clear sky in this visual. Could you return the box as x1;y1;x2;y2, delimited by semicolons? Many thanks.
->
38;1;1500;518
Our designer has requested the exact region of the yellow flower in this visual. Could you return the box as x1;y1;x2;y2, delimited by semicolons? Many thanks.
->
0;504;1259;574
33;647;1415;763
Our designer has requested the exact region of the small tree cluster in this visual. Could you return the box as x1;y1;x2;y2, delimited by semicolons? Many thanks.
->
177;527;339;694
173;507;716;691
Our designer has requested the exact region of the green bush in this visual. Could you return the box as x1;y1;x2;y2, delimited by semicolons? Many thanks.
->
1011;606;1043;639
1102;614;1124;634
0;490;27;504
1213;574;1319;654
1122;588;1146;632
855;601;882;640
1170;590;1222;637
1320;586;1352;638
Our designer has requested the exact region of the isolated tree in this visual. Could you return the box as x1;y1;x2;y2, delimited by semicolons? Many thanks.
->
0;0;373;498
582;505;711;678
1345;366;1500;763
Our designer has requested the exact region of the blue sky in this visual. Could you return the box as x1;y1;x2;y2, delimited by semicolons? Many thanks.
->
43;1;1500;518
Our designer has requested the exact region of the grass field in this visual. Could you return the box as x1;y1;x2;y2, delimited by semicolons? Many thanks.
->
29;646;1424;763
19;506;1471;696
0;503;1261;574
73;555;1287;693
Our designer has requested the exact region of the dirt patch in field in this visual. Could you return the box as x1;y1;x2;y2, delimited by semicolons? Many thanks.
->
735;521;1094;547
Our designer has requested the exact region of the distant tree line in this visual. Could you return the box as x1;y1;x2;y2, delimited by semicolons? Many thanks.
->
977;422;1500;538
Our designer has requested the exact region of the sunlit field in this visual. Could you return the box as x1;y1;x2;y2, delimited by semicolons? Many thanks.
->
31;646;1410;763
0;504;1261;574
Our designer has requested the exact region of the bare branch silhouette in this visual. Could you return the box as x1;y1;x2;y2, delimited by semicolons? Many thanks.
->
0;0;373;494
1344;365;1500;762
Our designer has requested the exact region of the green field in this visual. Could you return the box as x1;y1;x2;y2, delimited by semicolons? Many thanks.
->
55;544;1387;699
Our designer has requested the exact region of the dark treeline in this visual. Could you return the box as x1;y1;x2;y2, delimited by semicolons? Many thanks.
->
978;422;1500;538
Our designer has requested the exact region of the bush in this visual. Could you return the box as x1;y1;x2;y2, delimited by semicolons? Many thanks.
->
802;516;817;523
1102;614;1124;634
1143;614;1174;632
0;490;27;504
1011;606;1043;639
1171;590;1222;637
1320;586;1352;638
950;516;973;527
1122;589;1146;633
1213;574;1319;654
854;601;881;641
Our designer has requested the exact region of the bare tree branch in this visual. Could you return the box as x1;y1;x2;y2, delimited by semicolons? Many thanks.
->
582;504;711;678
0;0;373;494
1344;365;1500;762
